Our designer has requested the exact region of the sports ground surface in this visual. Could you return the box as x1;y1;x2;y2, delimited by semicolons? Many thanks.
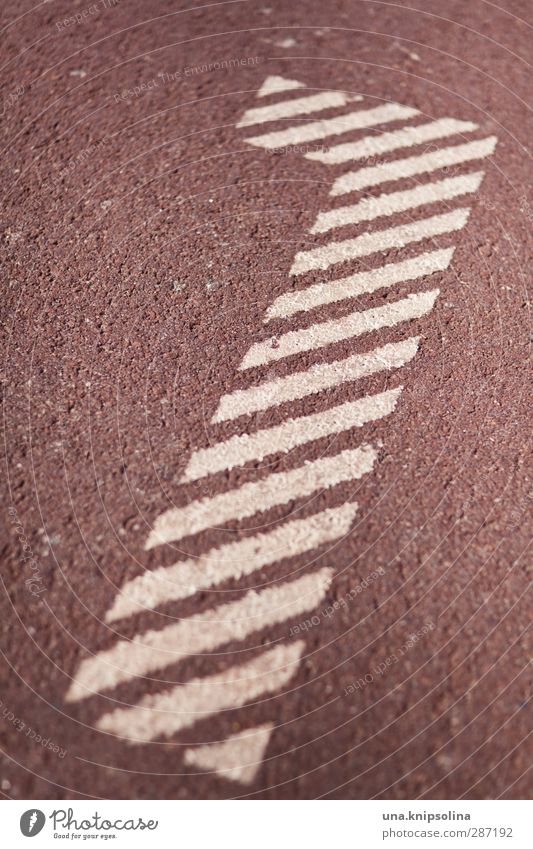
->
1;0;531;799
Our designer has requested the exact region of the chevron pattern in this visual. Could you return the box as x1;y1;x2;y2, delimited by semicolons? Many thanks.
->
67;76;497;785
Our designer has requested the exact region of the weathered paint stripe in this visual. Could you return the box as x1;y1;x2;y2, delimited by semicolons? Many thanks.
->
241;290;439;369
66;568;332;702
145;444;377;549
306;117;478;164
267;249;453;320
106;503;358;622
184;388;400;480
311;171;484;233
244;103;419;149
290;207;471;275
237;91;358;127
331;136;497;195
214;338;419;422
96;641;306;742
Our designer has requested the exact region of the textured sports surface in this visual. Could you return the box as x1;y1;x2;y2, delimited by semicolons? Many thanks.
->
1;0;531;800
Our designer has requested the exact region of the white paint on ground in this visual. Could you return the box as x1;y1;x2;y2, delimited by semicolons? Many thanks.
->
145;444;377;549
306;117;478;164
184;723;275;784
290;207;471;275
331;136;497;195
267;249;453;320
184;388;400;480
257;76;305;97
241;290;438;369
244;103;419;149
66;568;332;702
237;91;357;127
311;171;484;233
68;79;496;779
96;641;306;742
214;338;419;421
106;504;358;622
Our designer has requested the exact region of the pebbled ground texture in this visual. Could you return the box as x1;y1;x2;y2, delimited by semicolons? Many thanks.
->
0;0;531;800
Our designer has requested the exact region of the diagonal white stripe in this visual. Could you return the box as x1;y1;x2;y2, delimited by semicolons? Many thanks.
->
106;503;359;622
145;444;377;549
241;290;439;369
311;171;484;233
305;117;478;164
184;388;400;481
96;641;306;742
237;91;358;127
244;103;419;149
290;207;471;275
66;568;332;702
331;136;497;195
267;249;453;320
257;76;305;98
213;338;419;422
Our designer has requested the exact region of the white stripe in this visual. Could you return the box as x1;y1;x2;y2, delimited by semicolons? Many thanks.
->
311;171;484;233
184;723;274;784
331;136;497;195
241;290;438;369
66;569;332;702
145;444;377;549
244;103;419;149
237;91;357;127
306;117;478;164
290;207;471;275
106;504;359;622
96;641;305;742
213;338;419;422
184;389;400;481
257;76;305;98
267;249;453;320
